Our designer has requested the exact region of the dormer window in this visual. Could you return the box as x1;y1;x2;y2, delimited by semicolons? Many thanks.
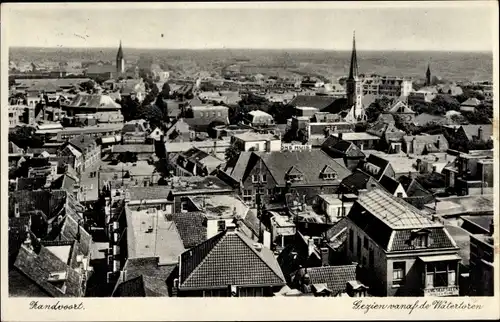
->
286;166;304;182
410;229;431;248
320;165;338;180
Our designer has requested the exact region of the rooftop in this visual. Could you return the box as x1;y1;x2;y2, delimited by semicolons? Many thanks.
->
190;194;249;220
333;132;380;141
169;176;233;195
233;132;280;142
125;207;186;265
178;229;286;289
429;195;494;216
356;189;439;229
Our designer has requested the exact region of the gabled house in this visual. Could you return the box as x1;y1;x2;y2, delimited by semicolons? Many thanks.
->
338;169;385;196
321;136;365;171
387;100;415;123
346;189;461;297
165;118;191;143
220;150;351;207
168;224;286;297
58;134;100;173
290;264;367;297
171;147;224;177
356;154;395;181
402;134;448;155
460;98;482;113
379;175;407;198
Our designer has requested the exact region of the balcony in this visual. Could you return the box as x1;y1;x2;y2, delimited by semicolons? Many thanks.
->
422;286;459;297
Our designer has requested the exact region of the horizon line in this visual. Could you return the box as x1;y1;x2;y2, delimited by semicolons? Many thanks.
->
8;46;493;53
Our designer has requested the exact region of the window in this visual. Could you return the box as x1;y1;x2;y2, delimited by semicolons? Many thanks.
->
267;189;273;195
261;175;267;183
286;174;303;182
217;112;222;117
217;220;226;232
349;229;354;252
397;192;403;198
252;175;259;183
363;237;368;249
393;262;406;285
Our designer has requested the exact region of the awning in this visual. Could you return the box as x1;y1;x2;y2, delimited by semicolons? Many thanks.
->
418;254;462;263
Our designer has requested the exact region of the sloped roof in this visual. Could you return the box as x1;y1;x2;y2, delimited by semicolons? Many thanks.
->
348;189;456;252
65;93;121;110
340;169;383;194
461;98;481;107
358;154;390;180
255;150;351;186
13;244;84;297
355;189;437;229
306;265;357;295
67;134;96;152
388;101;415;114
379;175;402;195
223;151;253;182
179;230;285;289
169;212;207;249
461;125;493;141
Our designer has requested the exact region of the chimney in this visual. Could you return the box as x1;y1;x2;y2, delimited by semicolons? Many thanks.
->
226;222;237;233
307;237;315;257
478;126;483;141
338;132;343;140
432;165;437;173
436;137;441;149
489;219;494;236
320;247;329;266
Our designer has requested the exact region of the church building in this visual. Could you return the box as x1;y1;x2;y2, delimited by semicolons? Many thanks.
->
344;32;367;123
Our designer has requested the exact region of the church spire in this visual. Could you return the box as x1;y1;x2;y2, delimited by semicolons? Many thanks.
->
116;40;124;74
426;63;431;85
117;40;124;60
348;31;358;80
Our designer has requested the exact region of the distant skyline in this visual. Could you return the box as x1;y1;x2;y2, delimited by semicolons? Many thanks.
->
3;2;497;52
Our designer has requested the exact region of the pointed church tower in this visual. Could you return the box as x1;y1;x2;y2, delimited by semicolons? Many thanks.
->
346;31;363;121
426;64;431;86
116;41;125;74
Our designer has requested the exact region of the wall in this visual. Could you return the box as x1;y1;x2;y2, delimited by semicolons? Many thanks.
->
206;218;234;239
242;162;278;207
346;218;388;296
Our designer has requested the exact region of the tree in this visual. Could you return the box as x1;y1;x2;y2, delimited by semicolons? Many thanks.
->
137;104;164;128
430;94;460;114
161;82;171;99
80;80;96;93
225;145;240;161
365;97;391;122
9;126;44;150
119;96;141;121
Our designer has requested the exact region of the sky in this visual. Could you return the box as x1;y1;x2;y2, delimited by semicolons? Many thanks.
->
3;2;497;51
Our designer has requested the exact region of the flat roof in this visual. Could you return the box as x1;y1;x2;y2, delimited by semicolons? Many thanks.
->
233;132;279;142
125;207;186;265
190;194;249;219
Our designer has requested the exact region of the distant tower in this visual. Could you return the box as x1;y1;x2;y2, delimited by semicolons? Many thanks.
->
346;31;363;120
426;64;431;86
116;41;125;74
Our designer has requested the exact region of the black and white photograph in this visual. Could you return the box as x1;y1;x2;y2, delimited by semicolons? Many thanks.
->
1;1;498;320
